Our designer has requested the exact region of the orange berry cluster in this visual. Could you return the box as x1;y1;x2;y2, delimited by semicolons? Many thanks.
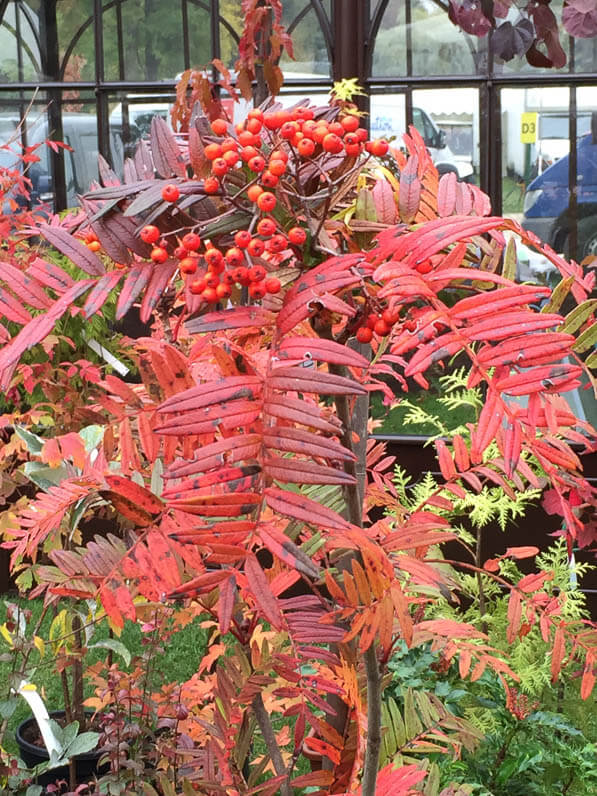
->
139;223;287;304
355;308;402;343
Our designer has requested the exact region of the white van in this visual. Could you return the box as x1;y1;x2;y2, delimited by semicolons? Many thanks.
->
0;112;124;210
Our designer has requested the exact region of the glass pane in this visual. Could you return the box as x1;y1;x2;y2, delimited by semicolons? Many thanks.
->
412;88;478;184
0;3;25;81
411;0;487;76
280;3;330;77
370;0;407;77
103;0;184;82
57;0;95;81
186;2;215;69
575;38;597;74
108;91;174;166
219;20;241;71
492;1;568;76
369;93;406;149
501;86;597;427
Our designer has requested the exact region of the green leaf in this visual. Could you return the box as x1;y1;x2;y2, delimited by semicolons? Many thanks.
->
572;321;597;352
26;786;43;796
79;425;105;452
559;298;597;334
60;720;80;752
64;731;99;758
0;696;18;719
14;426;44;455
23;462;70;491
89;638;132;666
503;237;517;282
403;688;423;742
541;276;574;314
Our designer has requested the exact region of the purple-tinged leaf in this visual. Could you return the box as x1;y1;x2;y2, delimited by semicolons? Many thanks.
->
115;262;153;320
98;153;120;187
140;260;177;323
186;306;275;333
562;0;597;37
134;139;155;181
83;271;122;318
0;286;32;324
0;261;52;309
39;224;105;276
491;18;534;61
150;116;187;178
27;257;73;294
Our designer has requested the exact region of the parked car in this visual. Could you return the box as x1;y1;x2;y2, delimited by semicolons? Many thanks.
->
534;111;592;176
0;112;124;210
522;114;597;260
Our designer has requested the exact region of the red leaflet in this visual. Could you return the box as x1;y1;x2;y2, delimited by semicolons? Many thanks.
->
455;180;473;215
164;435;261;479
435;439;457;480
186;305;275;333
452;434;470;472
503;420;522;478
476;332;575;368
150;116;187;177
267;395;341;433
169;568;229;598
0;261;52;309
39;223;106;276
140;260;177;322
451;284;551;321
467;311;564;341
264;455;356;485
437;171;457;217
244;553;284;628
0;287;32;324
83;271;122;319
404;332;462;377
496;364;582;396
277;335;369;368
471;383;504;462
158;376;262;413
115;262;153;320
156;401;261;436
264;486;351;530
398;153;420;223
269;366;367;396
257;523;320;579
27;257;74;294
263;426;355;462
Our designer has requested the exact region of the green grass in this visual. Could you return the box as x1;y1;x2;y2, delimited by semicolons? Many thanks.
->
502;175;525;216
0;598;208;755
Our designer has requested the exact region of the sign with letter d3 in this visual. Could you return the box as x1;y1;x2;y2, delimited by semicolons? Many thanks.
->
521;112;538;144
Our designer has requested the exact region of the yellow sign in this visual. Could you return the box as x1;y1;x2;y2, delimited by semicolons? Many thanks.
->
521;112;538;144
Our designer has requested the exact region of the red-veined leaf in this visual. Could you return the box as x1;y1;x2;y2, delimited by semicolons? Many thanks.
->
435;439;457;480
0;261;52;309
437;171;457;217
103;474;163;515
27;256;74;294
164;435;261;479
398;153;420;224
372;177;398;224
0;287;32;324
267;396;341;433
496;364;582;396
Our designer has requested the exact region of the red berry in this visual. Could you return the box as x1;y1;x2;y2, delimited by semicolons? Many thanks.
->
205;273;220;289
241;146;259;163
297;138;316;157
87;240;101;252
232;266;250;286
161;183;180;202
204;143;223;160
261;171;279;188
204;176;220;194
356;326;373;343
248;155;266;173
222;150;239;167
246;117;263;134
288;226;307;245
249;282;267;299
222;270;236;285
341;115;360;133
280;121;299;139
266;234;287;253
238;130;256;147
328;121;345;137
382;308;400;325
265;277;281;294
257;192;276;212
182;232;201;251
416;259;433;274
179;257;198;275
150;246;168;263
248;265;266;282
216;282;232;300
257;218;276;237
368;138;389;157
322;133;343;154
366;313;379;330
374;319;391;336
205;248;224;269
140;225;160;244
247;184;264;202
210;118;228;136
234;230;252;248
270;149;288;162
345;143;362;157
174;245;188;259
268;159;286;176
201;287;219;303
248;109;264;122
225;247;244;267
248;238;265;256
221;137;238;153
212;158;228;177
190;278;207;294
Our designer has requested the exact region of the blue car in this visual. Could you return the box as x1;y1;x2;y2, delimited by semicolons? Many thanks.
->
522;125;597;261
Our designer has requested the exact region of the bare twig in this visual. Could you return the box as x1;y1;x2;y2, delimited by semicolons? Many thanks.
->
252;692;292;796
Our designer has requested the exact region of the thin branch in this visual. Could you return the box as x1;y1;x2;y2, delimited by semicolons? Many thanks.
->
252;692;292;796
361;645;382;796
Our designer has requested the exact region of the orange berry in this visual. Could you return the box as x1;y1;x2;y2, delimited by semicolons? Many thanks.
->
261;171;278;188
161;183;180;202
222;149;239;167
179;257;198;275
87;240;101;252
201;286;219;303
204;176;220;194
182;232;201;251
248;238;265;256
257;192;276;212
257;218;276;237
341;115;360;133
265;277;281;294
151;246;168;263
288;226;307;245
216;282;231;299
249;281;267;299
140;225;160;244
234;230;252;248
322;133;343;154
297;138;315;157
268;159;286;176
248;155;266;172
247;184;264;202
204;143;223;160
210;118;228;136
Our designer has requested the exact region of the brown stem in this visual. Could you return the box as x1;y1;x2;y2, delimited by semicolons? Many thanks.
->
252;692;292;796
71;613;85;730
475;528;488;635
361;645;382;796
